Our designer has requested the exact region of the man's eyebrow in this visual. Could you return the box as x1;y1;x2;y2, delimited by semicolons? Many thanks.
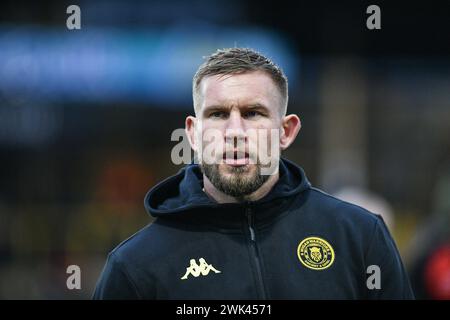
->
202;105;230;116
245;103;270;111
241;103;272;115
202;103;271;116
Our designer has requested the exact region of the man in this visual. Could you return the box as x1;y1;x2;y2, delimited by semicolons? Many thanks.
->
93;48;414;299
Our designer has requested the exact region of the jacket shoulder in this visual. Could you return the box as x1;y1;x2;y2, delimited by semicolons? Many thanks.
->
108;221;169;265
306;187;383;229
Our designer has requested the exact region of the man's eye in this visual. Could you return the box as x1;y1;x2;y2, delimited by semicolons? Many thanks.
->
210;111;227;119
244;111;262;118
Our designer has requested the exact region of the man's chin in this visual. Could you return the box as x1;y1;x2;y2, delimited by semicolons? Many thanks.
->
201;162;269;198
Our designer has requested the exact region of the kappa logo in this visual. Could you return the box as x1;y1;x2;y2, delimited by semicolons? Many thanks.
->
297;236;335;270
180;258;221;280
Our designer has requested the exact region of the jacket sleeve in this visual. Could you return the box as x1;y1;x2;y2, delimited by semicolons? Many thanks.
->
365;216;415;299
92;252;141;300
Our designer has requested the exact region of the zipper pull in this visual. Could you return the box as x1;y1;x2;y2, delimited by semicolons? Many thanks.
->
246;207;256;241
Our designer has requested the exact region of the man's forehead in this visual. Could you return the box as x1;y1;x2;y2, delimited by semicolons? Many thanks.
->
201;71;276;91
199;71;279;106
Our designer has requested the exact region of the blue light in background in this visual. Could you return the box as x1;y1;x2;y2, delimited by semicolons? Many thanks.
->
0;24;299;108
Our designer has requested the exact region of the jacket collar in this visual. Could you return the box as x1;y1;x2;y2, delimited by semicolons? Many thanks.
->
144;158;311;231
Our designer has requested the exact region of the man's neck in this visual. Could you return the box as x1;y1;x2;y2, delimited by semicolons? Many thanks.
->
202;171;279;204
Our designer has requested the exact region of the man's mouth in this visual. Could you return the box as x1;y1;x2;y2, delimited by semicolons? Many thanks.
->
223;150;250;166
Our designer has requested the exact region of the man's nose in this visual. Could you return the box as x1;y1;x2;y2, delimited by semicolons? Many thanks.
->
224;111;247;146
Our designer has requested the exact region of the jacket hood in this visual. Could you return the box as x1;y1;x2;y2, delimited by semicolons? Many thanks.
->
144;158;311;220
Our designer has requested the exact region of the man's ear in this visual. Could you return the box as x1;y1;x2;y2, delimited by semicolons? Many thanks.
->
280;114;301;150
185;116;198;152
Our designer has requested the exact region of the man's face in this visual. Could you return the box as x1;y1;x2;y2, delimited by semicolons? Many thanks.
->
194;71;283;198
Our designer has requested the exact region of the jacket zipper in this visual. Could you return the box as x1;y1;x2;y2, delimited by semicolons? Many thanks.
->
246;206;267;299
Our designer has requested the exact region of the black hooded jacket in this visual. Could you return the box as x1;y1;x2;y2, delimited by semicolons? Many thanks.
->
93;158;414;299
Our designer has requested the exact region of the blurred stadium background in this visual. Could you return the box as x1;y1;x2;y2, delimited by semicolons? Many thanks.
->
0;0;449;299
